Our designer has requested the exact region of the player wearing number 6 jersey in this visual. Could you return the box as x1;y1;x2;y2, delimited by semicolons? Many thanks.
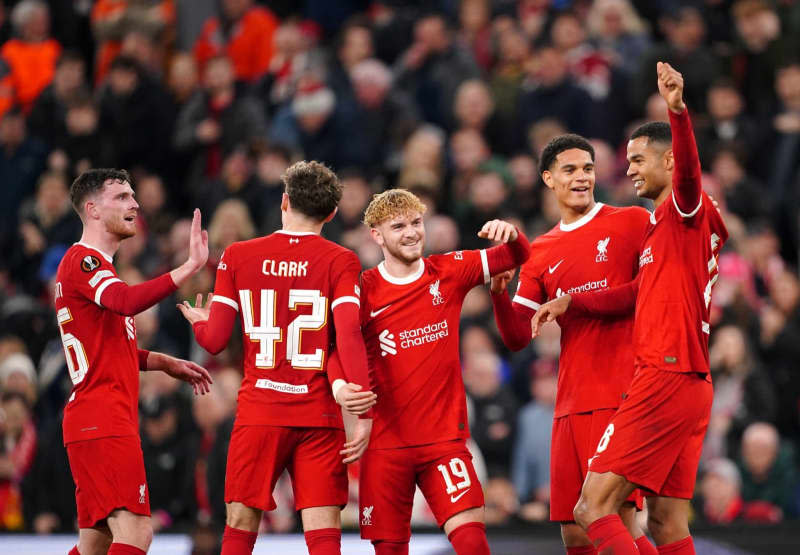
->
178;161;376;555
56;169;213;555
533;63;729;554
357;189;530;555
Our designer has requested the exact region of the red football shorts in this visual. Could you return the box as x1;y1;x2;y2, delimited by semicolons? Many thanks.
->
358;439;484;541
66;435;150;528
550;409;643;521
588;367;713;499
225;425;348;512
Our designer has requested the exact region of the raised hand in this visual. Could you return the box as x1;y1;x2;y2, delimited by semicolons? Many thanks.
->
335;382;377;416
159;354;213;395
531;295;571;337
341;418;372;464
188;208;209;272
490;269;515;295
177;293;212;325
478;219;518;243
657;61;686;113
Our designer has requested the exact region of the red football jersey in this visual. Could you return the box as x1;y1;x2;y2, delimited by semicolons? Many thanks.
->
360;249;491;449
513;203;651;417
56;243;140;444
212;231;361;428
634;192;727;373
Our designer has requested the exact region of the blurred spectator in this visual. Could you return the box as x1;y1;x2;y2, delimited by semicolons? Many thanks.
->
512;360;557;522
709;144;770;225
507;153;541;222
455;169;512;251
49;93;115;179
706;325;777;460
586;0;650;76
251;142;291;234
457;0;493;72
140;392;199;531
517;46;594;143
0;391;36;530
10;172;81;295
423;214;460;256
193;0;279;84
326;17;374;103
488;24;529;130
737;422;798;520
0;0;61;117
394;13;480;130
632;6;718;114
454;79;512;155
206;198;256;264
27;50;87;149
463;351;518;478
91;0;175;84
396;124;446;196
768;62;800;197
97;55;171;172
697;458;744;524
173;54;266;190
325;169;372;243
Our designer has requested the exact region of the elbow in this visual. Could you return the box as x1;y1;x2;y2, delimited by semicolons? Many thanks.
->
509;336;530;352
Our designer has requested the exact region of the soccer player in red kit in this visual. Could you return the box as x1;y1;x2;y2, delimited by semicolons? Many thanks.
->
357;189;530;555
533;63;728;554
56;169;213;555
489;134;657;555
178;161;376;555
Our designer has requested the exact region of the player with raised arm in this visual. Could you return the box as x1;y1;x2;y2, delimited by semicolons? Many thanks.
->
533;63;728;554
56;168;213;555
177;161;376;555
357;189;530;555
488;134;657;555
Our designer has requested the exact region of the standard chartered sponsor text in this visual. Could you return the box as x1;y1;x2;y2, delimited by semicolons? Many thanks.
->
398;320;449;348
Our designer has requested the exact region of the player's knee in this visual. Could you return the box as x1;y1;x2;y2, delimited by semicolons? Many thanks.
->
572;496;593;529
646;511;686;544
226;503;260;531
560;522;591;547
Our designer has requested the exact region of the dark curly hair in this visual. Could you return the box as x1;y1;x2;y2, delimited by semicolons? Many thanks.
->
540;134;594;173
70;168;132;215
282;161;342;221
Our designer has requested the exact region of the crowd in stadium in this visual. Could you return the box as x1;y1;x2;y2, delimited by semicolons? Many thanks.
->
0;0;799;543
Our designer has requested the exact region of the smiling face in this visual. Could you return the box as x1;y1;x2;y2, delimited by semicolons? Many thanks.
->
370;211;426;265
626;136;672;201
542;148;595;215
88;179;139;239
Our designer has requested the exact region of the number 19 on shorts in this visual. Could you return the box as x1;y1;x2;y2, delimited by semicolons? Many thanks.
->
437;457;471;495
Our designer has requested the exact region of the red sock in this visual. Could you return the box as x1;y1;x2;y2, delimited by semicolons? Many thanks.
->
657;536;695;555
372;540;409;555
566;545;596;554
447;522;490;555
635;535;659;555
68;547;80;555
567;545;597;555
304;528;341;555
107;544;146;555
586;514;638;555
221;525;258;555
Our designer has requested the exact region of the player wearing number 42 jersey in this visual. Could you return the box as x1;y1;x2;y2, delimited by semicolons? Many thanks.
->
489;134;657;555
56;169;213;555
179;161;376;555
535;63;729;555
356;189;530;555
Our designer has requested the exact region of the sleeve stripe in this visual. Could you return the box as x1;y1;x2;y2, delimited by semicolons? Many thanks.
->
672;191;702;218
512;295;541;311
94;278;122;306
331;296;360;309
479;249;490;285
212;295;239;311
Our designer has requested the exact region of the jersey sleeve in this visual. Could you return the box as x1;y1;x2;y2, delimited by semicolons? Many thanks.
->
512;254;547;312
193;247;238;355
210;247;239;312
330;251;371;391
64;250;123;306
330;251;362;311
669;108;703;220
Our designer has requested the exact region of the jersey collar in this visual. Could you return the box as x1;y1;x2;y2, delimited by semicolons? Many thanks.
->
275;230;317;236
559;202;604;232
377;259;425;285
75;241;113;263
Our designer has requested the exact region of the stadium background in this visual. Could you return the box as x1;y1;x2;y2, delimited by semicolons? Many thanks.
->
0;0;798;553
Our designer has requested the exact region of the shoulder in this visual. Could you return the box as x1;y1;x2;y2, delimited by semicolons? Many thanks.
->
248;7;278;26
608;205;652;228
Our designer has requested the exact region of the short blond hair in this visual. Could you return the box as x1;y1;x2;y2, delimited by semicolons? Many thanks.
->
363;189;427;227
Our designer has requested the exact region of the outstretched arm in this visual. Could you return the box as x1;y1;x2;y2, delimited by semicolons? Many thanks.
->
139;349;213;395
490;271;536;351
178;293;237;355
477;220;531;274
658;62;702;214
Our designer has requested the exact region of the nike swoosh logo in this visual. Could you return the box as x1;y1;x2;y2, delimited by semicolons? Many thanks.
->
450;488;471;503
548;259;565;274
370;305;391;317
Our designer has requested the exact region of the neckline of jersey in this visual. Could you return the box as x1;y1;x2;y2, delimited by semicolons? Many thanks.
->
559;202;604;232
275;230;317;236
75;241;114;263
377;259;425;285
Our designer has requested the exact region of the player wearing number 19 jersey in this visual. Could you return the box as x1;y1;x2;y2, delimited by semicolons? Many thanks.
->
357;189;530;555
57;169;211;555
182;161;373;555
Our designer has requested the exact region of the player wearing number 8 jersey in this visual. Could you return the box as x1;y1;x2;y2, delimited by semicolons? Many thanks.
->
179;161;376;555
56;169;213;555
357;189;530;555
534;63;729;554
